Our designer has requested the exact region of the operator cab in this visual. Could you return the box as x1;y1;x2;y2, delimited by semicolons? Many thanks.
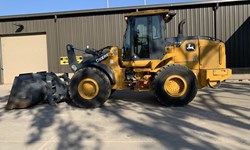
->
123;9;175;61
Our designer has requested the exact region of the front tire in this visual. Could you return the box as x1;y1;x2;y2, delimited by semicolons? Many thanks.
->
69;67;111;108
152;64;198;106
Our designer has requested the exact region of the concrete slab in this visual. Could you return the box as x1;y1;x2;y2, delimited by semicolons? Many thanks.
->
0;84;11;97
0;81;250;150
228;74;250;81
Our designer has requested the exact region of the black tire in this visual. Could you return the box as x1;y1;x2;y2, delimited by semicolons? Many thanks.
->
69;67;111;108
152;64;198;106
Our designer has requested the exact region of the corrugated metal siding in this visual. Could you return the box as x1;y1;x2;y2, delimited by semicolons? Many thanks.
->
56;13;127;49
56;7;215;72
56;13;127;72
166;7;214;37
0;19;59;71
0;1;249;73
217;4;250;68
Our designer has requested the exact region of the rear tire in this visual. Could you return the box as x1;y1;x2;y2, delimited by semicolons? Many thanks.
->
69;67;111;108
152;64;197;106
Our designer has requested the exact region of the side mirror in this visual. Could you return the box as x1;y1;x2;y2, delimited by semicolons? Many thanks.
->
163;12;176;23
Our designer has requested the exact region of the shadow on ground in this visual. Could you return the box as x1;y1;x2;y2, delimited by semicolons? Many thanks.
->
0;82;249;149
104;82;250;149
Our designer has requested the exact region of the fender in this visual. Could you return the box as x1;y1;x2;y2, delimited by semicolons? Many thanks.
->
151;53;175;70
90;63;116;85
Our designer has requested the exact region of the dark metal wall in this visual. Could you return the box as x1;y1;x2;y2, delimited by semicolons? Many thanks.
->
0;1;249;73
217;4;250;68
166;7;214;38
56;13;129;72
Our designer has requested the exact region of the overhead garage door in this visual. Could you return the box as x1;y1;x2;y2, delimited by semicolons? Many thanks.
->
0;34;48;84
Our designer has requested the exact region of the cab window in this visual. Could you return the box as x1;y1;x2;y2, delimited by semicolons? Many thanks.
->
152;15;162;39
134;17;149;58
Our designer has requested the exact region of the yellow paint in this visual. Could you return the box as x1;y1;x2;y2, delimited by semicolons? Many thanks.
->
173;40;200;70
73;38;231;91
105;39;231;90
164;75;187;97
125;9;170;17
164;39;231;89
122;60;151;68
78;78;99;100
101;47;127;90
199;69;232;88
60;56;83;65
199;40;226;69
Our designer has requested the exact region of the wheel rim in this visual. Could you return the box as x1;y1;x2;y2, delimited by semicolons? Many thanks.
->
78;78;99;100
164;75;187;97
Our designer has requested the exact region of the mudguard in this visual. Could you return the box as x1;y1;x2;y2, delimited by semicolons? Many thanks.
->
66;44;115;85
90;63;116;85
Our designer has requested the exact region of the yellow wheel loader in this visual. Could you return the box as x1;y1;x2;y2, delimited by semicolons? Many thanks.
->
6;9;231;109
66;9;231;108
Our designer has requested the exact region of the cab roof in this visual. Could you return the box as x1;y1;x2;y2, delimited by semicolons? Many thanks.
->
125;9;171;17
124;9;176;23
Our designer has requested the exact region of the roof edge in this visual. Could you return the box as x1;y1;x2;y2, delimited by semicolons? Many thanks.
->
0;0;248;20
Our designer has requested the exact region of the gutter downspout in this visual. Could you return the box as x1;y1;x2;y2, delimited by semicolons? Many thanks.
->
213;2;219;39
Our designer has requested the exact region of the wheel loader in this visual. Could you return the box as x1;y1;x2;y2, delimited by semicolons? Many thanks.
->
6;9;232;109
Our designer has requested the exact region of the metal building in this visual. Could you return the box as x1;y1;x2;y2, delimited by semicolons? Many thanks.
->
0;0;249;83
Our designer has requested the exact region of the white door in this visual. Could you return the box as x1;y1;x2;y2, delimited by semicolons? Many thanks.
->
0;34;48;84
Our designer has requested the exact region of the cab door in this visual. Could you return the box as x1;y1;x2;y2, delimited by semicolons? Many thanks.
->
123;15;165;67
123;16;150;67
133;16;150;60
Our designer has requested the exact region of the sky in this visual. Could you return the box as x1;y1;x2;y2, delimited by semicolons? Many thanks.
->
0;0;202;16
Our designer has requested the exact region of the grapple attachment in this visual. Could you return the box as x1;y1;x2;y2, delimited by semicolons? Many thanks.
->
6;72;69;109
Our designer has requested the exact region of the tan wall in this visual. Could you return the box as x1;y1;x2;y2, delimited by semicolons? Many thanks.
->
0;34;48;83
